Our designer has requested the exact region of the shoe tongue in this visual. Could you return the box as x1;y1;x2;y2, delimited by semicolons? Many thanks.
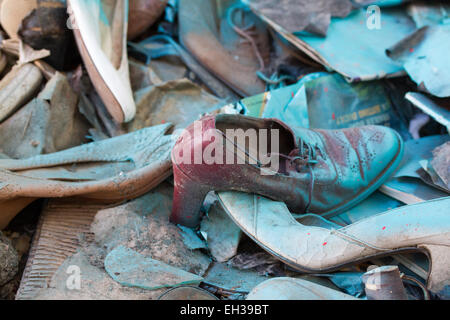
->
289;127;322;150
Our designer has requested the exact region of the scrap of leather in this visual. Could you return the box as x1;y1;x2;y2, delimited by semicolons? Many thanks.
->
0;63;43;123
0;72;90;159
0;124;174;229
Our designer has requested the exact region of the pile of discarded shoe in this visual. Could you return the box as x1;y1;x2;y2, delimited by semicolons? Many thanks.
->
0;0;448;301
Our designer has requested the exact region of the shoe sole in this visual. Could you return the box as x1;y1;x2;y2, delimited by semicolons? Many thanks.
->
72;27;125;123
68;0;136;123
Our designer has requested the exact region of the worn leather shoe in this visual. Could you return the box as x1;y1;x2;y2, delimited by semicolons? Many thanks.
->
170;114;403;227
218;192;450;298
179;0;270;96
68;0;136;123
127;0;168;40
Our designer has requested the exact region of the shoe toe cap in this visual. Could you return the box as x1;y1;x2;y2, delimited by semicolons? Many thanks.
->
362;125;403;183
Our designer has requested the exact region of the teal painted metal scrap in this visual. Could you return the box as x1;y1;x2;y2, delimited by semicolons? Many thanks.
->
105;245;204;290
247;72;406;135
296;8;416;81
387;24;450;98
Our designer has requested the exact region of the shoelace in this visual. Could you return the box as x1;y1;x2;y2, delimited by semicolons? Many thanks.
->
289;138;319;212
227;4;266;71
290;138;319;168
227;5;299;92
220;129;320;213
256;71;297;91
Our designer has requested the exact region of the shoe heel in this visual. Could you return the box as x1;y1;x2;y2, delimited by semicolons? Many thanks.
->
170;166;211;228
419;244;450;297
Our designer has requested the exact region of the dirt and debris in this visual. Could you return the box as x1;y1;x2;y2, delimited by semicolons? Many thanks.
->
0;232;18;287
90;182;211;276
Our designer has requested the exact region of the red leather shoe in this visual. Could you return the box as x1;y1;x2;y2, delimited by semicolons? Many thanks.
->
170;114;403;228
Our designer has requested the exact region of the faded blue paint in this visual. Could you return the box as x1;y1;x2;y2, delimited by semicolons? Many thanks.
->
407;3;450;28
394;134;449;179
243;72;406;135
261;72;327;128
355;0;407;7
406;92;450;132
313;272;365;297
304;73;400;130
296;8;416;81
104;245;203;290
387;25;450;98
331;191;402;225
178;225;207;250
203;262;269;293
384;176;449;202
